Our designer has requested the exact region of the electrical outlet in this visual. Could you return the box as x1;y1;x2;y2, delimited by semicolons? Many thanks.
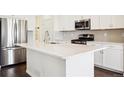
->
121;33;124;37
104;33;107;37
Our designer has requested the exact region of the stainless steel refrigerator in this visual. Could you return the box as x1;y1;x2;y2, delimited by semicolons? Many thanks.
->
0;18;27;67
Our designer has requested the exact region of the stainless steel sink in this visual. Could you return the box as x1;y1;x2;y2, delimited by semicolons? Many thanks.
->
49;42;60;44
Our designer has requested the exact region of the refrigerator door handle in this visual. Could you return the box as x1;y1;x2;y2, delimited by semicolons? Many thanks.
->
14;19;17;44
7;18;14;47
11;18;15;47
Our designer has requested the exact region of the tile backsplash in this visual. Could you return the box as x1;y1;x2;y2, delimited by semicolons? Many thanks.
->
54;30;124;43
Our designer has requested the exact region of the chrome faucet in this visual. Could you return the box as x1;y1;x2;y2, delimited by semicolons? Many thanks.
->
44;31;50;44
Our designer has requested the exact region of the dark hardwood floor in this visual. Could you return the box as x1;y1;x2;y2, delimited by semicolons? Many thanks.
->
0;63;30;77
95;67;123;77
0;63;123;77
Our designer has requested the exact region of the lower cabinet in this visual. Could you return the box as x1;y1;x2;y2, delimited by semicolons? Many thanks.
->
103;48;123;72
94;46;123;72
94;50;103;66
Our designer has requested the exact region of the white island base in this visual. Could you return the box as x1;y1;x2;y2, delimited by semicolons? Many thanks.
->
27;49;94;77
17;43;107;77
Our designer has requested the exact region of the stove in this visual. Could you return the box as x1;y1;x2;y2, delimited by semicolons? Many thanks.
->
71;34;94;45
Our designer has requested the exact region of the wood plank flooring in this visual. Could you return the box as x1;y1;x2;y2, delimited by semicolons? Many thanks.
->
95;67;123;77
0;63;30;77
0;63;123;77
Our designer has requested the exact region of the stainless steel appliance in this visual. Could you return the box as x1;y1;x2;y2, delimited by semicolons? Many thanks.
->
75;19;91;30
0;18;27;66
71;34;94;45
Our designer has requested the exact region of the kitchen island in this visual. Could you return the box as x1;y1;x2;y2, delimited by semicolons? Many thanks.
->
18;43;107;77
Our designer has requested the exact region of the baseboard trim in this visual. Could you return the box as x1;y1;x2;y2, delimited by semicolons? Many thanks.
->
95;65;123;74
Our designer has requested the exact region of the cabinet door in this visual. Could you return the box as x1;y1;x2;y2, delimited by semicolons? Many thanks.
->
112;15;124;28
99;15;112;29
73;15;82;20
103;48;123;71
94;50;103;66
65;16;75;31
54;15;76;31
81;15;91;19
59;15;75;31
91;15;100;29
26;16;36;31
57;16;67;31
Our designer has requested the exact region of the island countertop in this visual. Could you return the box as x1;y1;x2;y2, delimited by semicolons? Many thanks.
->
17;42;108;60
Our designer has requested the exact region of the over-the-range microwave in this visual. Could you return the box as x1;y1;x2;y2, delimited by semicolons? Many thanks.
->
75;19;91;30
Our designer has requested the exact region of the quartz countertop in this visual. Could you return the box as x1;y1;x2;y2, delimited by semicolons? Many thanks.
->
17;42;108;59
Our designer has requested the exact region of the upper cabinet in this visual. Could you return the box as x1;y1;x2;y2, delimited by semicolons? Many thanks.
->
41;15;124;32
1;15;124;31
25;16;36;31
111;16;124;29
81;15;91;19
90;16;100;29
53;15;77;31
91;15;124;30
27;15;124;32
99;15;112;29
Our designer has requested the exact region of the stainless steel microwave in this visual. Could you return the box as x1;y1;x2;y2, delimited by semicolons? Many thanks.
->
75;19;91;30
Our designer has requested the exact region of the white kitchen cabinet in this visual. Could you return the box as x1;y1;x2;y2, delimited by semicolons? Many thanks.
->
103;47;123;71
93;15;124;29
90;16;100;29
74;15;82;20
111;16;124;28
89;15;124;30
94;45;123;72
94;50;103;66
81;15;91;19
53;15;75;31
89;41;124;72
25;16;35;31
99;15;112;29
57;16;70;31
